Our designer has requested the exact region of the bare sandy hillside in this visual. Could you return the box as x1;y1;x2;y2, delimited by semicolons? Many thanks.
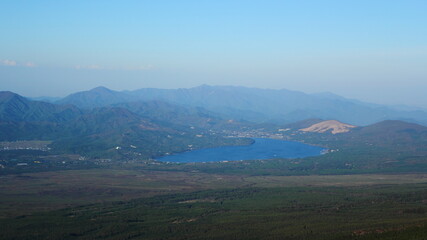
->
299;120;356;134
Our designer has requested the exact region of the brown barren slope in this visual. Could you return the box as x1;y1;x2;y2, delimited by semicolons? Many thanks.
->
300;120;356;134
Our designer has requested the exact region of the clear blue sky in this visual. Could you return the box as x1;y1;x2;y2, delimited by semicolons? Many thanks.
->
1;1;426;107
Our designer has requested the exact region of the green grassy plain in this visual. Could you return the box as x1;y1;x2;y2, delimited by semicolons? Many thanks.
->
2;168;427;219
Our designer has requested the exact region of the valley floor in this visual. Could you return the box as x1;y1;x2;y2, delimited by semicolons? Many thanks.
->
2;169;427;218
1;168;427;239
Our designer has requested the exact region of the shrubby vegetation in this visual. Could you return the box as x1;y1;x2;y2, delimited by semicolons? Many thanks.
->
2;184;427;240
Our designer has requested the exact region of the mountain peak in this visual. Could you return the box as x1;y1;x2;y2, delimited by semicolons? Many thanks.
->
56;86;129;109
299;120;357;134
0;91;26;103
366;120;427;132
90;86;113;93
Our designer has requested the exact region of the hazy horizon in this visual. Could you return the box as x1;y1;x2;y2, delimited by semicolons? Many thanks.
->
1;1;426;108
3;84;420;112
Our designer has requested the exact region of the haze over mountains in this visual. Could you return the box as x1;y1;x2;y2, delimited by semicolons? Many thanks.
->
0;85;427;161
57;85;427;126
2;86;427;174
0;89;251;159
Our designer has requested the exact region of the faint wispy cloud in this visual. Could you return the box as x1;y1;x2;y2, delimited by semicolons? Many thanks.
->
1;59;17;66
1;59;38;67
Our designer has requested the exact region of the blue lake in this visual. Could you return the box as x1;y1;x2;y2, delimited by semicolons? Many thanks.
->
156;138;325;163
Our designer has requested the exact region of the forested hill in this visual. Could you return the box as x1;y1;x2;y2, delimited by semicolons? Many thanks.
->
0;91;251;159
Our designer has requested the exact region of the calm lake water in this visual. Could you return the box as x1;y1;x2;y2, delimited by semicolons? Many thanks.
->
156;138;324;163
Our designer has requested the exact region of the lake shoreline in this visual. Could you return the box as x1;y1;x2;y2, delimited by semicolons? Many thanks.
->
156;138;325;163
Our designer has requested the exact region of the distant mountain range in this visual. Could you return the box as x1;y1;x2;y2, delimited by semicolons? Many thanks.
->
2;87;427;167
56;85;427;126
0;91;250;159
